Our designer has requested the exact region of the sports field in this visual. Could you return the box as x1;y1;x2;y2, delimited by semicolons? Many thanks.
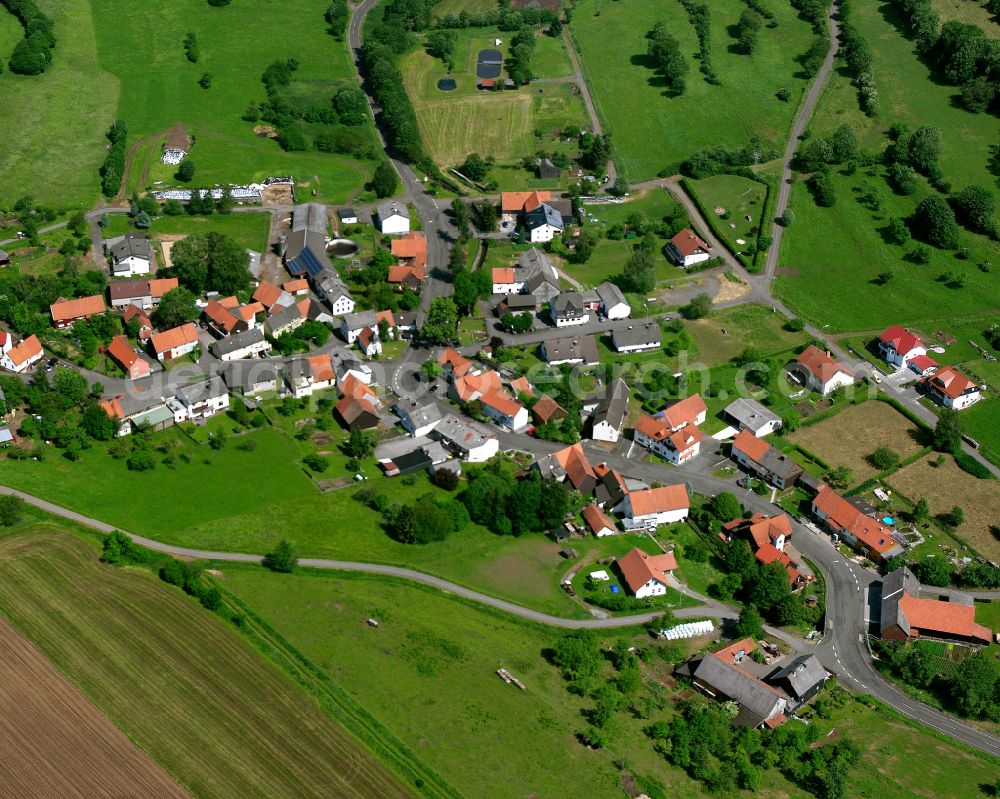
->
571;0;815;179
0;527;417;799
0;614;191;799
0;0;118;209
401;26;587;168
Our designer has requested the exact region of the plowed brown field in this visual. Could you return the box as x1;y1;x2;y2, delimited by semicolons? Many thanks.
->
0;614;192;799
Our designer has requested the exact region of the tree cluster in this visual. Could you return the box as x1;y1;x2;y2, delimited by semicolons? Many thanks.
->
678;0;720;84
790;0;831;35
356;484;469;544
838;0;878;116
433;7;556;32
165;231;250;295
506;26;536;86
360;37;427;164
425;29;457;70
681;136;780;179
646;22;689;95
735;9;764;55
325;0;349;40
3;0;56;75
183;32;199;63
100;120;128;198
461;460;569;537
419;297;459;345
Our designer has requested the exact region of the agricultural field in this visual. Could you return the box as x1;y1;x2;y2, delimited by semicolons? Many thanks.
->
789;401;928;485
88;0;376;202
0;527;418;799
103;211;271;254
888;453;1000;561
0;0;118;209
774;0;1000;333
0;615;191;799
223;566;1000;799
571;0;816;180
401;26;588;177
686;174;768;256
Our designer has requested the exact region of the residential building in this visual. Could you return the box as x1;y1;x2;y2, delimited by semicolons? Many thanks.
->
434;414;499;462
450;370;502;403
101;394;175;436
0;334;43;373
920;365;981;410
724;397;782;437
211;327;271;361
375;200;410;234
175;377;229;420
265;303;306;338
50;295;106;328
517;248;560;302
356;325;382;359
337;208;358;225
479;389;529;430
510;375;533;398
908;353;939;377
880;566;991;646
312;268;355;316
590;378;630;443
595;281;630;319
340;310;378;344
617;547;678;598
284;354;336;398
794;345;855;396
395;399;444;437
492;267;519;295
106;335;150;380
380;448;433;478
667;228;711;268
593;462;629;509
108;277;178;310
636;413;703;464
612;322;661;353
768;655;828;711
582;504;617;537
252;281;290;313
500;190;551;224
336;374;382;430
389;232;427;287
335;357;373;386
224;361;280;397
878;325;926;368
534;443;597;493
123;304;153;341
659;394;708;431
724;513;806;587
109;233;153;277
524;202;564;242
731;429;803;489
284;202;334;278
283;279;309;296
549;292;589;327
614;484;690;528
150;323;199;361
540;334;599;366
688;640;788;729
531;393;566;426
437;347;477;380
204;299;247;338
810;484;905;562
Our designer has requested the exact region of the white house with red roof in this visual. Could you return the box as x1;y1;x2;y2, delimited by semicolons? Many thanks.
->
616;547;678;598
614;484;690;528
877;325;926;368
0;334;43;373
920;365;981;410
666;228;711;268
907;353;939;377
479;389;529;430
634;413;703;464
794;345;855;396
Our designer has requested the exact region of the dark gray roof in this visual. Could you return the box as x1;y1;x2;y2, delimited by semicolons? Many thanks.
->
395;399;444;430
880;565;920;637
337;208;357;220
692;656;786;727
524;202;564;231
593;378;630;431
725;398;782;434
550;292;587;319
596;281;627;309
376;200;409;220
538;158;560;178
769;655;827;699
266;303;303;334
223;360;279;391
542;334;599;365
291;202;328;234
212;327;266;357
758;447;804;482
313;268;353;305
501;293;537;310
612;322;661;349
110;233;152;263
285;228;332;277
342;310;377;331
176;376;227;406
108;278;153;301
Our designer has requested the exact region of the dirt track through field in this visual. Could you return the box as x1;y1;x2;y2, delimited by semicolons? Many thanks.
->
0;614;192;799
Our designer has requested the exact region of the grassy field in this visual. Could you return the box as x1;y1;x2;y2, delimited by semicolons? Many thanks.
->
774;0;1000;333
931;0;1000;37
686;175;768;255
686;303;806;365
88;0;375;203
223;566;1000;799
888;453;1000;561
0;0;118;209
0;526;418;799
571;0;815;180
433;0;496;16
104;211;271;253
401;26;588;171
789;401;928;484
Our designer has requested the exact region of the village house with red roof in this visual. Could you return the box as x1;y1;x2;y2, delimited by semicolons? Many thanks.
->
666;228;711;268
616;547;678;598
793;345;855;396
920;365;981;411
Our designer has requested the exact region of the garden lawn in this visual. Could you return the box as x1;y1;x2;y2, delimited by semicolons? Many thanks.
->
775;0;1000;333
106;211;271;253
887;453;1000;561
686;304;807;365
531;30;574;78
0;0;118;209
686;175;768;255
570;0;815;180
89;0;376;202
789;401;928;485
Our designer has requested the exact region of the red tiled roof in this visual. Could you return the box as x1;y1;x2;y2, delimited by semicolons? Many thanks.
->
635;413;670;442
618;547;678;593
149;278;179;299
660;394;706;430
922;365;976;399
733;428;769;463
532;393;565;423
437;347;474;378
106;335;139;370
150;323;198;355
283;279;309;293
50;295;105;322
308;353;335;383
5;334;42;366
204;300;240;333
627;484;689;517
375;310;395;327
755;543;803;585
123;304;151;324
454;369;501;402
510;376;533;397
813;485;899;556
390;232;427;269
582;504;617;535
554;443;596;489
480;389;523;419
492;267;516;284
879;325;922;355
746;513;792;548
670;228;710;257
100;398;124;420
252;281;282;309
898;593;992;642
501;190;551;214
797;345;854;384
238;302;265;322
340;373;376;401
387;264;425;283
217;295;239;309
908;353;938;373
668;425;702;453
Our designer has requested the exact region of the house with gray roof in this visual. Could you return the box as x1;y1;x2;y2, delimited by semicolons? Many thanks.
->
375;200;410;234
211;327;271;362
767;655;828;710
175;376;229;420
550;292;589;327
109;233;153;277
725;397;783;437
688;640;789;729
312;267;355;316
524;202;564;243
541;334;599;366
395;399;445;438
340;310;378;344
595;281;630;319
223;361;280;396
611;322;661;353
591;378;630;443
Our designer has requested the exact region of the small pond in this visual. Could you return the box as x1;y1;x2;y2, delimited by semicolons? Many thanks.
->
437;78;457;91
